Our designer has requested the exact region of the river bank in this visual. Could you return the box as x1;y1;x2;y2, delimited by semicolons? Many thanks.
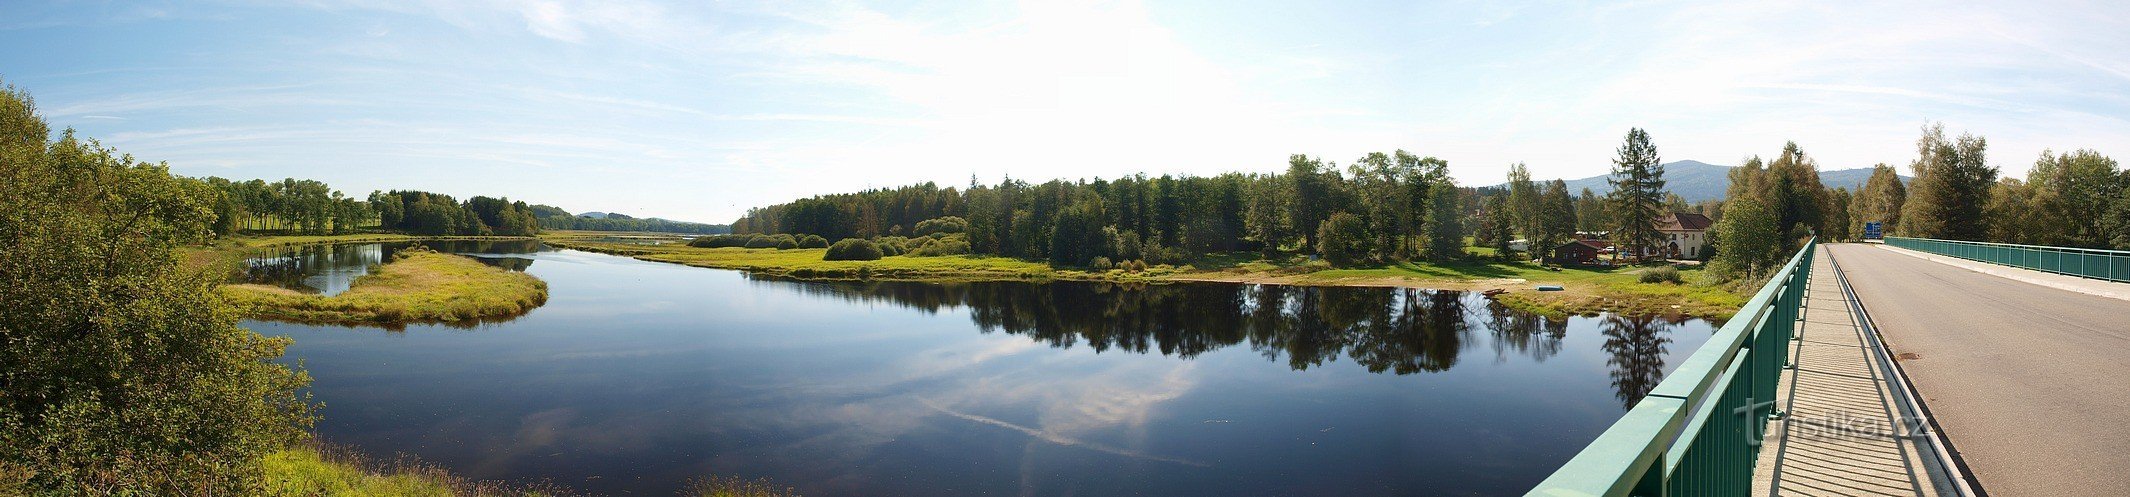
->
541;232;1745;319
222;248;548;328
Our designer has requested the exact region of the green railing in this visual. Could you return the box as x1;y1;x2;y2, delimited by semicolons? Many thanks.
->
1886;237;2130;284
1527;238;1814;497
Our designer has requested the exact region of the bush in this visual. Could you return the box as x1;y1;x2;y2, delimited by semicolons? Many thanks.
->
824;238;884;261
1090;256;1113;271
910;237;971;257
770;234;798;250
743;234;778;249
688;234;753;248
797;234;829;249
1316;212;1371;268
874;236;910;256
1639;266;1684;284
913;216;969;236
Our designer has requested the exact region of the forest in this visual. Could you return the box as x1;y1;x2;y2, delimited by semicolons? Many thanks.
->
732;125;2130;285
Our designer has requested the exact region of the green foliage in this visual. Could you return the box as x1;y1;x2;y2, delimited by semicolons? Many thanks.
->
0;83;312;493
1898;123;1996;240
1710;197;1781;281
689;234;754;248
770;234;799;250
1607;128;1668;259
797;234;830;248
744;234;780;249
1637;266;1683;284
874;236;909;256
910;236;971;257
368;190;538;236
1316;212;1371;267
1854;163;1907;235
824;238;884;261
913;216;968;236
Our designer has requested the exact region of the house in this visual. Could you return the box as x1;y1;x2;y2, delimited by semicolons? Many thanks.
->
1655;212;1714;259
1548;239;1614;266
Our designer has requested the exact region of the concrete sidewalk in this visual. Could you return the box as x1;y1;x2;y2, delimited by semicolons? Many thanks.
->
1753;249;1945;497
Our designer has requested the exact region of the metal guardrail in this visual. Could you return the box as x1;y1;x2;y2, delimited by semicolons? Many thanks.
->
1526;238;1813;497
1886;236;2130;284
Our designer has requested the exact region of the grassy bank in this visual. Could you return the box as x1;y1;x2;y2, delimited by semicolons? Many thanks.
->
543;233;1190;283
224;249;548;327
542;232;1745;319
265;444;796;497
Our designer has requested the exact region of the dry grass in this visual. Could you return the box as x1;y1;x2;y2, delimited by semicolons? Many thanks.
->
223;249;547;328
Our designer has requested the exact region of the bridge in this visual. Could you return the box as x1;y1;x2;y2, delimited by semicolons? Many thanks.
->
1527;237;2130;496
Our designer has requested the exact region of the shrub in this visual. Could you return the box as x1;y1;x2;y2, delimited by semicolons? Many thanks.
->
743;234;778;249
1316;212;1371;268
1090;256;1114;271
797;234;829;249
824;238;884;261
770;234;799;250
1126;259;1147;272
913;216;969;236
874;236;910;256
1638;266;1683;284
688;234;752;248
910;238;971;257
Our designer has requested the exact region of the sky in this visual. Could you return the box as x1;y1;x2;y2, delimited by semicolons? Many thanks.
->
2;1;2127;223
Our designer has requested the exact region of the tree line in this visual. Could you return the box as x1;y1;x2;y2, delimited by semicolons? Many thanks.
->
530;207;732;234
734;129;1696;270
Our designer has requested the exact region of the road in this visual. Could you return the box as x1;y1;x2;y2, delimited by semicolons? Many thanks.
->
1829;243;2130;496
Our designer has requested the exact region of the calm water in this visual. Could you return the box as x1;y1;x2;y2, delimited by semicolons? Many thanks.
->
246;245;1715;496
238;240;543;295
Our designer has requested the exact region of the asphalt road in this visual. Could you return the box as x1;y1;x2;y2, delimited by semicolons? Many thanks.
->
1829;243;2130;496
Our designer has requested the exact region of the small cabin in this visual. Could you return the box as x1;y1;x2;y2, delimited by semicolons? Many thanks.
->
1549;239;1614;266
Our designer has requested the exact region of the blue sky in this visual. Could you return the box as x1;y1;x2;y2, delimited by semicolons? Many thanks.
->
3;1;2126;223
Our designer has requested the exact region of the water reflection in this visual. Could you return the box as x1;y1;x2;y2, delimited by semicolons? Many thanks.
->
237;240;544;294
260;250;1717;496
1601;314;1675;408
750;278;1600;377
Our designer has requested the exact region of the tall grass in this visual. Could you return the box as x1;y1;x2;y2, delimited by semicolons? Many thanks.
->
223;249;547;327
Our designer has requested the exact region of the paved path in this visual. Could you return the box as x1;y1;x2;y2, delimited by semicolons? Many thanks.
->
1829;243;2130;495
1754;250;1941;497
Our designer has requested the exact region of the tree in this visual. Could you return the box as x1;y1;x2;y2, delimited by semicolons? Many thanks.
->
1425;169;1465;261
0;85;312;493
1244;175;1288;254
1317;212;1370;267
1575;187;1609;233
2027;149;2121;247
1898;123;1995;240
1287;155;1335;252
1607;128;1668;260
1506;163;1540;242
1983;178;2043;244
1480;194;1514;258
1048;199;1108;267
1534;179;1577;259
1765;142;1827;242
1710;197;1780;281
1853;164;1906;236
1825;187;1853;242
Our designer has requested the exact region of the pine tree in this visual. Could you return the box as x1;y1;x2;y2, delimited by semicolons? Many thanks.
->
1897;124;1995;240
1606;128;1667;260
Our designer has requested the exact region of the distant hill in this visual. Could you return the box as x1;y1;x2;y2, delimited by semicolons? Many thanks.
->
1500;160;1909;202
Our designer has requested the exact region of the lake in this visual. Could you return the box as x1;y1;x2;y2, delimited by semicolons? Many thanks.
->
244;244;1714;496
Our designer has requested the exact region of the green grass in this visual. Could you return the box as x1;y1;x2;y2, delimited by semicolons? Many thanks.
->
264;447;456;496
264;444;570;496
223;249;548;327
545;233;1750;319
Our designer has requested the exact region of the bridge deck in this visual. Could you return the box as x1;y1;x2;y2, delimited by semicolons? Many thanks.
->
1828;243;2130;495
1752;250;1941;496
